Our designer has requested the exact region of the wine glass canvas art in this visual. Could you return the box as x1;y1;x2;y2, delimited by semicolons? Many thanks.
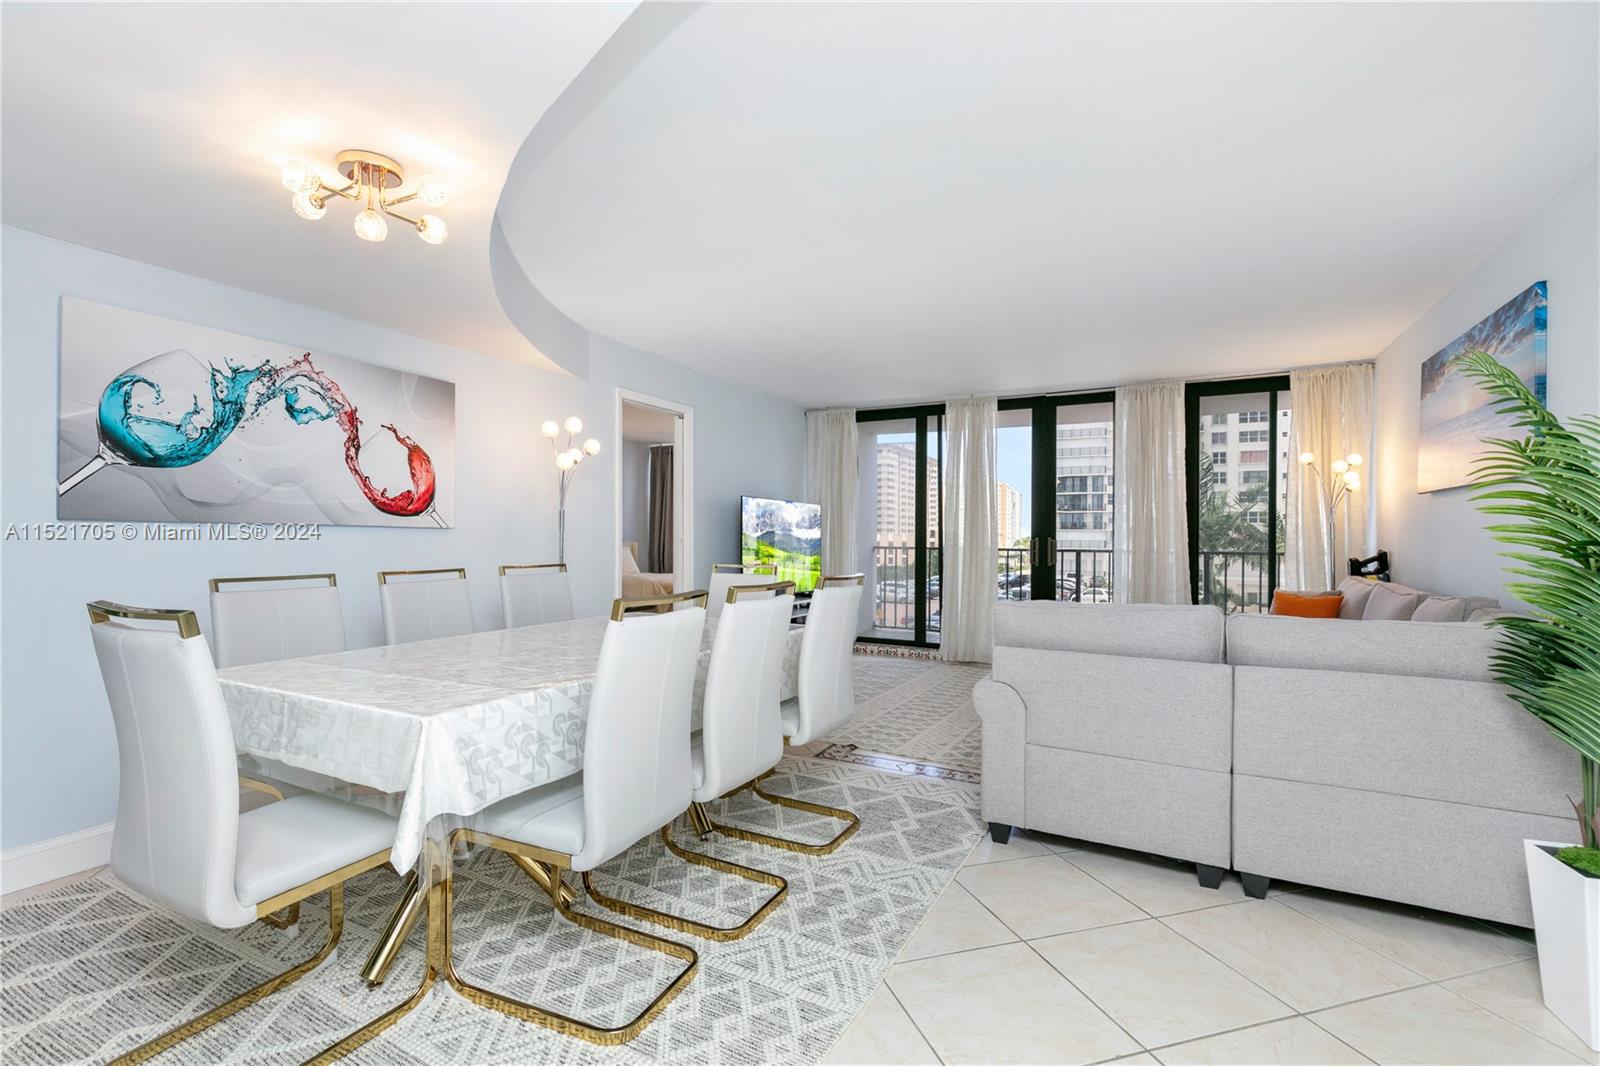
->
57;298;456;527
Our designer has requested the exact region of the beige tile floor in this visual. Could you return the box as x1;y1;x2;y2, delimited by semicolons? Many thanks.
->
823;832;1598;1066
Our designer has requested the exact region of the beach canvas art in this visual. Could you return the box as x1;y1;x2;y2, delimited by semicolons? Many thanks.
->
57;298;456;526
1417;281;1547;493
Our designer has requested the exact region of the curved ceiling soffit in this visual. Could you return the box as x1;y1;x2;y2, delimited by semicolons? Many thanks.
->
491;2;702;381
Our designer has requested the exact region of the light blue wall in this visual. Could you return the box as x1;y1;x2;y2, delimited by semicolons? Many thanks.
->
0;225;806;851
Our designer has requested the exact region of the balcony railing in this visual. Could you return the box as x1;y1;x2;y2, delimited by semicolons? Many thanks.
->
870;545;1282;634
996;547;1115;603
1195;549;1284;613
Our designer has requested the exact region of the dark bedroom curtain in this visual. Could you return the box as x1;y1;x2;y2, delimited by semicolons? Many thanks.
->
647;444;674;573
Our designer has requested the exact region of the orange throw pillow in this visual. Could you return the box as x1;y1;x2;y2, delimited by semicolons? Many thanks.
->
1271;591;1344;618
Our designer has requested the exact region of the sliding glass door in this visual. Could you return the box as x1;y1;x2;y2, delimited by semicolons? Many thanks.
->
997;393;1116;603
857;407;944;646
1184;378;1292;612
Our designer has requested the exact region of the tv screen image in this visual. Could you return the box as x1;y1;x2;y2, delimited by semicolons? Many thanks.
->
740;496;822;593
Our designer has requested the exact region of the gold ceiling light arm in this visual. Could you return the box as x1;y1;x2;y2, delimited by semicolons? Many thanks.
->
281;149;448;245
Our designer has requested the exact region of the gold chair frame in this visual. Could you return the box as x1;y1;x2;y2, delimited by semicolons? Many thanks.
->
377;567;467;584
498;562;567;575
93;596;394;1065
710;562;777;574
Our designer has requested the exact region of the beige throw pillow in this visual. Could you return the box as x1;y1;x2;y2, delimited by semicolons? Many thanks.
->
1363;582;1424;621
1336;577;1378;620
1412;595;1470;623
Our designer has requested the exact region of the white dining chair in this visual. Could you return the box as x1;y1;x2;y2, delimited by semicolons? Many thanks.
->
583;582;792;941
700;574;865;855
705;562;778;618
499;563;574;627
378;567;474;645
86;600;396;1064
444;591;708;1044
209;573;346;668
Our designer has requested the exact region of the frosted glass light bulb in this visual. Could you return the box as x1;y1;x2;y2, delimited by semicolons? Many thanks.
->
1331;459;1348;474
416;215;447;245
564;416;583;435
555;452;577;471
1347;453;1364;467
354;208;388;242
541;420;560;439
582;438;601;456
1298;452;1315;465
291;191;326;220
416;174;449;206
1345;475;1361;490
281;159;315;192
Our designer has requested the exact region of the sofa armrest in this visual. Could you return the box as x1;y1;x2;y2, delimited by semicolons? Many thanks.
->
973;676;1025;826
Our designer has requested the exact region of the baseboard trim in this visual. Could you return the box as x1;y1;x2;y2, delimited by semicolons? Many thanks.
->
1;822;113;895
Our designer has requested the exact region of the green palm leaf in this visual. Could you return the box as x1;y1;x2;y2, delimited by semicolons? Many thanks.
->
1457;350;1600;849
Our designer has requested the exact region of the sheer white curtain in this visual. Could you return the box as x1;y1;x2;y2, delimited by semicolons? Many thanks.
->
805;408;858;578
1284;363;1374;591
1113;381;1190;604
941;397;997;663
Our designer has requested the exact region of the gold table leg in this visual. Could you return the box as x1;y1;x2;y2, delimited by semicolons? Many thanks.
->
360;870;425;986
302;870;447;1064
509;852;577;907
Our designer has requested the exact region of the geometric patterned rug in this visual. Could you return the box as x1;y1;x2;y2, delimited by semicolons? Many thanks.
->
816;656;987;776
0;759;982;1065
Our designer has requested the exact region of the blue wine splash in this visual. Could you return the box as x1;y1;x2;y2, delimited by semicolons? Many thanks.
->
96;363;264;467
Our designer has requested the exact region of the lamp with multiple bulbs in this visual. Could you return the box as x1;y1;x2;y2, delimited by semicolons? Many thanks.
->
1298;449;1365;590
280;150;449;246
544;416;601;564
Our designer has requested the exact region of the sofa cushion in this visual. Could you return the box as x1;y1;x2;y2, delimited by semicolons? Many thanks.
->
1412;595;1470;623
992;601;1225;663
1233;665;1572;816
1363;582;1424;620
1271;591;1343;618
1004;647;1232;772
1224;613;1500;682
1336;577;1378;619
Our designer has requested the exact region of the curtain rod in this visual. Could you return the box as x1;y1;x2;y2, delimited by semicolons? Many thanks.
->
809;357;1375;414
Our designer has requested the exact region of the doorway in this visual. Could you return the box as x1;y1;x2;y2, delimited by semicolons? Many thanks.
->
616;392;692;597
1183;377;1292;612
856;406;944;646
996;393;1117;603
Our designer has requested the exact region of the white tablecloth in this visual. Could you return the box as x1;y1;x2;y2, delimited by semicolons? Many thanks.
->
218;616;803;871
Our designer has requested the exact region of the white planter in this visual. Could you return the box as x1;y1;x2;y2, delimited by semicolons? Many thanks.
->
1524;839;1600;1052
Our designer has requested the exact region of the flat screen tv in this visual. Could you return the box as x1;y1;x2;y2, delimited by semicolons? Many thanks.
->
740;496;822;593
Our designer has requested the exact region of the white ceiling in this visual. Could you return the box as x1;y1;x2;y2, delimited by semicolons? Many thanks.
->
497;2;1599;407
1;2;636;370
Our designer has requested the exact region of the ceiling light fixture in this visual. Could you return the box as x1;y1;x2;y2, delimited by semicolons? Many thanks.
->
280;150;449;246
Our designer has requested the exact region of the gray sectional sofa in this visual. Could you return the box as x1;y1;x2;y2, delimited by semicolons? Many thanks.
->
974;598;1578;926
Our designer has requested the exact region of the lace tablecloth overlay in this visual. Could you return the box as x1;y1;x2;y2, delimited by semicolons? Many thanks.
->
219;616;804;871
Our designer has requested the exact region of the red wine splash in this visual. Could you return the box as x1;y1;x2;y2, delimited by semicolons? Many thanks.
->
277;354;438;517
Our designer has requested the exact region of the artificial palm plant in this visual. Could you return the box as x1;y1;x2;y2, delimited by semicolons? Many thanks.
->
1459;350;1600;875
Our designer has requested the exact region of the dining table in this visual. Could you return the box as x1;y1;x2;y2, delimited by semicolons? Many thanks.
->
214;610;808;1054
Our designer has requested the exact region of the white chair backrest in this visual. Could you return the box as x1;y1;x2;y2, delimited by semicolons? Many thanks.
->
378;569;474;645
706;568;778;618
576;603;706;870
790;581;862;744
699;587;793;799
500;564;574;628
209;574;346;667
87;603;254;929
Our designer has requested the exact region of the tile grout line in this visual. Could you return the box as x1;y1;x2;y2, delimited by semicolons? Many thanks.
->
882;979;947;1066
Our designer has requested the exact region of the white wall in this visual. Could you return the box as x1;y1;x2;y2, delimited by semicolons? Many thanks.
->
0;226;805;852
1374;163;1599;604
